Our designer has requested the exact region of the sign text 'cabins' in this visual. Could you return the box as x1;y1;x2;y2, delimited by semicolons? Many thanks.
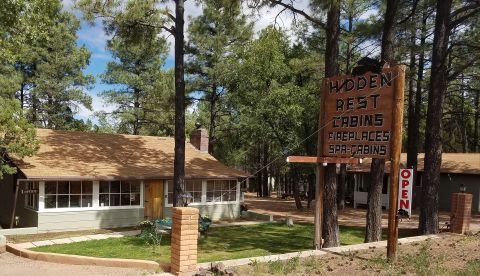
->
323;68;395;158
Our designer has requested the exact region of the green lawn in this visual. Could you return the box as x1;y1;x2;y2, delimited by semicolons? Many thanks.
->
31;223;366;264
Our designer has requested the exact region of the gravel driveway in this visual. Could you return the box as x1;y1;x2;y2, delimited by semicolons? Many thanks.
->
0;252;154;276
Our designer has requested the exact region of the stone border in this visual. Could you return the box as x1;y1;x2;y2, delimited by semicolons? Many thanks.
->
6;243;166;271
197;234;441;269
198;249;327;269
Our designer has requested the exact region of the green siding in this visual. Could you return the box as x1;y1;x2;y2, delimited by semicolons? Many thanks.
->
164;204;240;221
37;208;144;232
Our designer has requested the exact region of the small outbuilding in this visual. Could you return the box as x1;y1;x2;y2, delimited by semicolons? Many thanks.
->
348;153;480;213
0;128;247;232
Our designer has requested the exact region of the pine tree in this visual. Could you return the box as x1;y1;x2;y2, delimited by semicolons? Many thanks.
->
185;0;253;154
100;25;172;135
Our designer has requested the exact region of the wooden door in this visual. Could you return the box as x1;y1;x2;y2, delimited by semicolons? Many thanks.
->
144;180;164;220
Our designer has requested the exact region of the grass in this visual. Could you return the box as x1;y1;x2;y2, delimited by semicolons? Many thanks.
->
368;241;447;276
31;223;367;264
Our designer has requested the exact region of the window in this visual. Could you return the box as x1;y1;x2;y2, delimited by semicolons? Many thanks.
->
99;180;140;207
45;181;93;209
206;180;237;202
167;180;203;205
186;180;202;203
24;181;39;210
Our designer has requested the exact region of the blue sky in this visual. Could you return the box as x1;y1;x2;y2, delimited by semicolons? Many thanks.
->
65;0;313;121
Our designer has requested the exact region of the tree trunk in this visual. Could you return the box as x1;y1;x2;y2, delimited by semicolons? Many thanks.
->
337;164;346;210
292;168;303;210
321;0;340;248
173;0;186;207
323;165;339;247
262;143;269;197
133;88;140;135
366;0;399;242
307;173;315;209
408;11;428;172
406;31;417;166
208;84;217;154
365;159;385;242
474;91;479;152
419;0;453;235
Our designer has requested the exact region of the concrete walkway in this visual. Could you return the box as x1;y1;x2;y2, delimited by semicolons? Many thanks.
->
13;230;140;249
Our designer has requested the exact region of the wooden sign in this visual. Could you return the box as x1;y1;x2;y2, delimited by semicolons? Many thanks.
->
323;67;397;159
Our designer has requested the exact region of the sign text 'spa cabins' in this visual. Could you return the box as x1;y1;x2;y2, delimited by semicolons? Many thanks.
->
322;68;395;159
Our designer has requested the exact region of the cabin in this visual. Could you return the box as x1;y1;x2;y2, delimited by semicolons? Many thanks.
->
348;153;480;213
0;128;247;232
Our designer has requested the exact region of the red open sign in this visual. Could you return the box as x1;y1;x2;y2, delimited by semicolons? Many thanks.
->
397;169;413;217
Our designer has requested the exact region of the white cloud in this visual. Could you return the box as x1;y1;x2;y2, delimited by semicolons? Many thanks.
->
76;93;117;123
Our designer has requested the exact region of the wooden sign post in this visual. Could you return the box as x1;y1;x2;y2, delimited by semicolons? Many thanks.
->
386;65;405;260
288;65;405;259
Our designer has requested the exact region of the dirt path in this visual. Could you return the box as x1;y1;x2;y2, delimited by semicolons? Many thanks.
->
0;252;154;276
244;193;480;231
234;233;480;275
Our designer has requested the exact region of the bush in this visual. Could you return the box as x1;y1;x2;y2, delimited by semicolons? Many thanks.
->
137;220;163;247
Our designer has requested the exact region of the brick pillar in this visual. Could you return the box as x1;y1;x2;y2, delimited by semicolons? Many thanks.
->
450;193;472;234
171;207;198;275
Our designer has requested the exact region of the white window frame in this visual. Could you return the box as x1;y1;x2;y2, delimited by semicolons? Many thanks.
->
98;180;142;208
24;181;39;210
36;180;144;213
164;179;240;207
43;180;94;209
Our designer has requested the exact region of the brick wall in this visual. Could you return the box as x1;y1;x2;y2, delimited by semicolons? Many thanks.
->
171;207;199;275
450;193;472;234
189;128;209;152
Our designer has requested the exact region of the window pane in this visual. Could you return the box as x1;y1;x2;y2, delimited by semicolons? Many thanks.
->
110;194;120;206
82;195;92;207
70;195;81;207
215;181;223;191
45;195;56;208
82;182;93;194
207;181;214;191
99;182;109;193
121;182;130;193
57;181;69;194
45;182;57;194
186;181;194;192
193;192;201;203
194;181;202;191
70;181;81;194
168;181;173;192
214;191;222;202
99;194;109;206
110;181;121;193
57;195;69;208
230;181;237;190
229;191;236;201
120;194;131;206
167;192;173;204
223;181;230;190
131;193;140;205
206;191;214;202
131;182;140;193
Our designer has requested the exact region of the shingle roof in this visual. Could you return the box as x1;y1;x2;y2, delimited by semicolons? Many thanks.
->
11;129;248;180
348;153;480;175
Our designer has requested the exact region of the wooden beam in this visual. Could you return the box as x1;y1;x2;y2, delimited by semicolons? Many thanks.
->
286;156;361;164
387;65;406;261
